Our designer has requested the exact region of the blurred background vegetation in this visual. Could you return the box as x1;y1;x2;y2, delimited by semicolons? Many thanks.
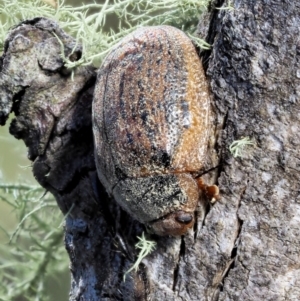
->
0;0;209;299
0;119;71;301
0;1;94;299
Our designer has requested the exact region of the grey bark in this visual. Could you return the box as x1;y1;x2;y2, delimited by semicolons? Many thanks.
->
0;0;299;300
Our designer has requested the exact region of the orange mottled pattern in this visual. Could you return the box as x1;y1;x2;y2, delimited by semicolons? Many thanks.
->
93;26;209;185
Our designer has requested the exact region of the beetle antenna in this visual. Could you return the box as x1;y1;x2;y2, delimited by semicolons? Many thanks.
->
194;165;221;178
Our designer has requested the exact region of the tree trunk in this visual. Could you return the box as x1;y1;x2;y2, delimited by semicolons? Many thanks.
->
0;0;299;300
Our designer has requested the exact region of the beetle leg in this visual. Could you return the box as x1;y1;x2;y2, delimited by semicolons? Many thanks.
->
197;177;220;204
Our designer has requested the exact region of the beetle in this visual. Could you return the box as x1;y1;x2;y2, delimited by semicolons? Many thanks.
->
92;25;217;236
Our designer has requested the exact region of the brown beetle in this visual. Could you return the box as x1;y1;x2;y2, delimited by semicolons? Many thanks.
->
93;26;214;236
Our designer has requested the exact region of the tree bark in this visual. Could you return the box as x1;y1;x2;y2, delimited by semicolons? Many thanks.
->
0;0;299;300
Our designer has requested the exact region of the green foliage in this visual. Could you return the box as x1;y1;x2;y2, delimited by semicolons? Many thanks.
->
0;0;210;68
0;184;67;301
229;137;255;158
124;232;156;281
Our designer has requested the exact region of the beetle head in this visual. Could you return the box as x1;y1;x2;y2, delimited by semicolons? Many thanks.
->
149;210;194;236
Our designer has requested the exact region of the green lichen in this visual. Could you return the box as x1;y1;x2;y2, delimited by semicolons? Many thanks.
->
229;136;255;158
123;232;156;281
0;184;67;301
0;0;210;68
216;0;234;11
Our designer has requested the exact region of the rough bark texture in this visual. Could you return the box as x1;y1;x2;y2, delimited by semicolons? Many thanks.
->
203;1;300;300
0;0;299;300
